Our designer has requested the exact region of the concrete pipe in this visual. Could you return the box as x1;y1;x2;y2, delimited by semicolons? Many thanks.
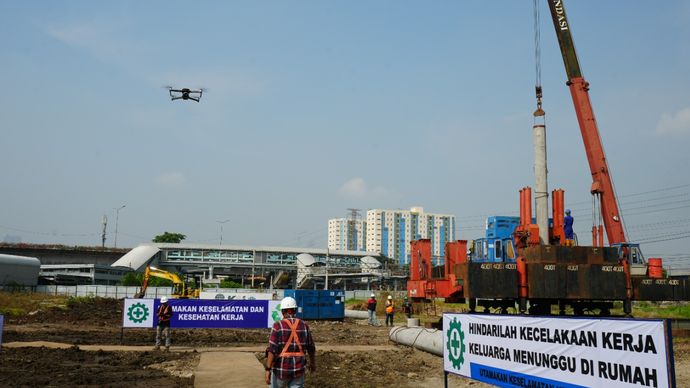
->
345;309;369;319
389;326;443;356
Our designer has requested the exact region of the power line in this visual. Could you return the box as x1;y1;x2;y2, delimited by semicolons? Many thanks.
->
626;218;690;231
454;186;690;224
624;204;690;217
636;231;690;244
620;192;690;206
567;183;690;206
619;183;690;199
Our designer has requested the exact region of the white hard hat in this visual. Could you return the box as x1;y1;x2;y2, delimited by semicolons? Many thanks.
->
160;296;168;304
387;295;392;300
281;296;298;310
371;293;375;298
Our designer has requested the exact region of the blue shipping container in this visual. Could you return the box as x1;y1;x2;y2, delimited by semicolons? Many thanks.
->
283;289;345;320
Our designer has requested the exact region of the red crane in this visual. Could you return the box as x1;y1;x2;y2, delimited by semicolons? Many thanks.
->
546;0;626;247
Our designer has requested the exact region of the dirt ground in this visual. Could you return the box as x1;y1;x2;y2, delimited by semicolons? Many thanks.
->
2;297;688;387
0;347;197;387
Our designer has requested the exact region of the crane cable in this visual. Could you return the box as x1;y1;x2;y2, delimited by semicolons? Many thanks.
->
533;0;545;120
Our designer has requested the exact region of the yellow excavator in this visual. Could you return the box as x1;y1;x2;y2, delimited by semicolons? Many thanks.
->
134;266;199;299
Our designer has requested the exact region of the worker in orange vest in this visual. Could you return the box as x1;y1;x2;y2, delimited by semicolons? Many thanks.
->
155;296;173;351
385;295;395;327
265;297;316;387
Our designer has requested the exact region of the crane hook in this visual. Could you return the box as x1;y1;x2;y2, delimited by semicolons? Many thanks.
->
533;86;545;117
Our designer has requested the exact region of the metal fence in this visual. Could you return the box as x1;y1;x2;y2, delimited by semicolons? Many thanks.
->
344;290;407;300
1;285;407;301
0;285;172;299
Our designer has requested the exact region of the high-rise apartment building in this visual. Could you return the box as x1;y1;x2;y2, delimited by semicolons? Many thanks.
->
327;218;366;252
365;207;455;265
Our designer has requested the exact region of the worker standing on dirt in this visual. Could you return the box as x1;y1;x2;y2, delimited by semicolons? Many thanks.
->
384;295;395;326
402;297;413;319
367;293;378;326
265;296;316;388
564;209;575;246
155;296;173;351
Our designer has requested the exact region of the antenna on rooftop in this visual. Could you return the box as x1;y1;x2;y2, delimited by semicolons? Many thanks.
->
101;215;108;248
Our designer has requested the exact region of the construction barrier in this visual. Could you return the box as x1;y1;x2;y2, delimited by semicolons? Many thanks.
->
443;314;674;387
123;298;281;329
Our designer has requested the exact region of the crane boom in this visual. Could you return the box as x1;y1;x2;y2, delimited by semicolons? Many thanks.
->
546;0;626;245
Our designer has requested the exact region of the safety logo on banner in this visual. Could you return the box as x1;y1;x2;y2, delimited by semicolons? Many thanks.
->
123;299;154;328
446;317;467;370
268;301;282;327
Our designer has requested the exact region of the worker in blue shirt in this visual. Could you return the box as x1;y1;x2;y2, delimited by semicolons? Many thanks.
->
564;209;574;246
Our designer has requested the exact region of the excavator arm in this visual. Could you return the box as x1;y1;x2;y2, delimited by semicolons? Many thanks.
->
546;0;627;246
134;266;194;298
147;267;185;284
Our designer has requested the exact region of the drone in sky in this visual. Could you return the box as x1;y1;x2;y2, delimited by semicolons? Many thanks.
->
166;86;204;102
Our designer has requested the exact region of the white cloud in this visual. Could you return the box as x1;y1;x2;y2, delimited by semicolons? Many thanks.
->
655;107;690;136
154;172;186;187
45;21;130;65
337;177;394;200
338;178;367;198
45;22;264;97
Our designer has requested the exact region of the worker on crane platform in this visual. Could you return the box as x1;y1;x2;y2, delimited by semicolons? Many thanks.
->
564;209;575;246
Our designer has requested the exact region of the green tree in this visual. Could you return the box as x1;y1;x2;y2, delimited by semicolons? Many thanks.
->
120;272;142;286
220;279;242;288
152;232;186;243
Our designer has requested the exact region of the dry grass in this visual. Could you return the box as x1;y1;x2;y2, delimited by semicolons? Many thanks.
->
347;297;690;322
0;291;68;316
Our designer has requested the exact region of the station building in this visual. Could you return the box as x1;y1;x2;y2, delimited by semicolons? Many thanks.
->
39;264;132;285
111;243;388;289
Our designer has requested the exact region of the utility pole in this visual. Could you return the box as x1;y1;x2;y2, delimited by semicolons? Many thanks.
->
114;205;126;248
101;215;108;248
216;219;230;246
325;248;329;290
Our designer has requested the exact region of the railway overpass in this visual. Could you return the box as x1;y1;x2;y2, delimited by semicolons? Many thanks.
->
111;243;398;289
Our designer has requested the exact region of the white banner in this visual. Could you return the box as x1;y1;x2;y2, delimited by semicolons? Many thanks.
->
443;314;673;388
199;291;277;300
123;299;155;328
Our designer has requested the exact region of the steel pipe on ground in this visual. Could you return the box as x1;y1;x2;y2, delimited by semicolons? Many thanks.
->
389;326;443;356
345;309;369;319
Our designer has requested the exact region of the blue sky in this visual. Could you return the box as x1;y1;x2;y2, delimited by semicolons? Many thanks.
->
1;1;689;266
